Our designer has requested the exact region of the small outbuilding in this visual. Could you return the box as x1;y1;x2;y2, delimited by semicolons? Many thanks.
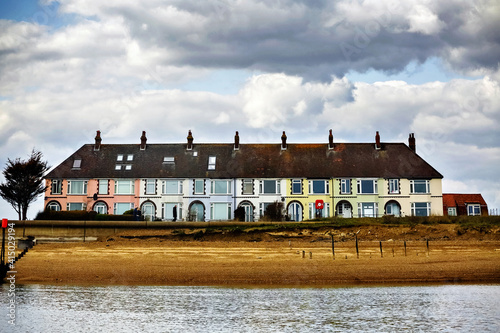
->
443;193;488;216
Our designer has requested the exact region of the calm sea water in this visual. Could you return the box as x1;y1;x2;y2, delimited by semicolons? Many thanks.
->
1;284;499;332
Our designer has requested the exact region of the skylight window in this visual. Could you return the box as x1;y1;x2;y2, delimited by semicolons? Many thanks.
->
208;156;216;170
125;165;132;170
72;159;82;169
163;157;175;164
115;165;122;170
127;154;133;161
117;154;123;161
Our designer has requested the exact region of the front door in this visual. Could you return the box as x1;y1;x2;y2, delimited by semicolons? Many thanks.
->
337;202;352;218
189;202;205;221
241;203;254;222
342;203;352;218
288;202;302;221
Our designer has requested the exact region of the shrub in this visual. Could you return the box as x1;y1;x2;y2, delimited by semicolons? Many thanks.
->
264;201;285;221
234;207;246;221
35;209;135;221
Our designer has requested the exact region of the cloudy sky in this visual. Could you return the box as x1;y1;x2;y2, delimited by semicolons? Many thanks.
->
1;0;499;219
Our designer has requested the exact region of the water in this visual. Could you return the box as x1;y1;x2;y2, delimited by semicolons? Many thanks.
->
1;284;499;332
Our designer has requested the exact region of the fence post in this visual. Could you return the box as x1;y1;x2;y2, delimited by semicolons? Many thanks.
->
379;241;383;258
331;233;335;260
355;234;359;259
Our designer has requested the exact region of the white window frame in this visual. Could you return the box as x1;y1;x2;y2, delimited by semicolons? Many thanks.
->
389;179;400;194
340;179;351;194
51;179;62;194
141;202;155;220
114;180;135;195
114;202;134;215
162;203;182;220
308;180;330;195
448;207;457;216
210;202;231;220
94;202;108;214
211;180;232;195
411;202;431;216
67;180;88;195
357;179;378;194
385;202;400;216
162;180;183;195
357;202;378;217
467;204;481;216
194;179;205;195
67;202;86;211
291;179;302;195
308;202;330;219
47;201;61;211
98;179;109;195
410;180;430;194
260;180;281;194
242;179;254;195
145;179;156;195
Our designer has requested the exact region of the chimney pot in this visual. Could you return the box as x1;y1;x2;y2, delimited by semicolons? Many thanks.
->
187;130;194;150
94;130;102;151
328;129;334;149
140;131;147;150
375;131;381;150
409;133;416;152
281;131;287;150
234;131;240;150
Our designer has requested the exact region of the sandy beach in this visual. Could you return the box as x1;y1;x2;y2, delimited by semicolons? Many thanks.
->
14;225;500;286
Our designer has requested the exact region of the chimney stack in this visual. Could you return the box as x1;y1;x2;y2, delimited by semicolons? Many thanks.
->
281;131;287;150
409;133;416;152
234;131;240;150
140;131;147;150
94;130;102;151
375;131;381;150
328;129;334;150
187;130;194;150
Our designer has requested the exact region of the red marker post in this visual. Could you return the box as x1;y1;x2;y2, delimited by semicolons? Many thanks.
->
315;200;324;219
1;218;7;266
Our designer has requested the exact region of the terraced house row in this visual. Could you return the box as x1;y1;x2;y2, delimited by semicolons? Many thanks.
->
44;130;444;221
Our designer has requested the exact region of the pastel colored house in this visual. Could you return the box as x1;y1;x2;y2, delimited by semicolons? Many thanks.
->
443;193;489;216
43;130;444;221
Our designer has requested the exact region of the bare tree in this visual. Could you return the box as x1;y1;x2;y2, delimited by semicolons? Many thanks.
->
0;150;50;220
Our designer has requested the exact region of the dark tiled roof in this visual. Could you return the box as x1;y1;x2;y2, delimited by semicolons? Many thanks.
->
46;142;443;180
443;194;487;207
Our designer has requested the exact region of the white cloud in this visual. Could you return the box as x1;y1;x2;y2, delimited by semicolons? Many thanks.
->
239;74;353;130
